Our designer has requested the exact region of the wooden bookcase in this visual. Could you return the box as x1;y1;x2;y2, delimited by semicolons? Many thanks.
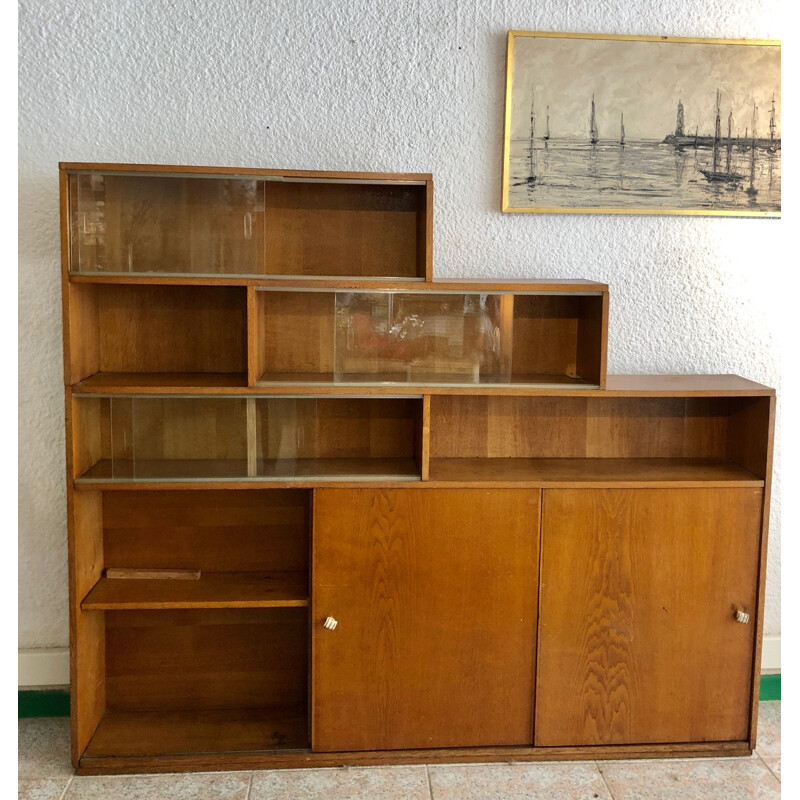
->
61;163;774;775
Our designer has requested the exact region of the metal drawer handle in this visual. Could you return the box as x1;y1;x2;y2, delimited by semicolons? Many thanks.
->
323;616;338;631
735;609;750;624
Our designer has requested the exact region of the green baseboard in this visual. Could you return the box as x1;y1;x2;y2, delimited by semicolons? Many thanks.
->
759;673;781;701
18;689;70;719
17;674;783;718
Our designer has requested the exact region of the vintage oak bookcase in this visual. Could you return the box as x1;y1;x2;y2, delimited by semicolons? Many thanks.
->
60;163;774;775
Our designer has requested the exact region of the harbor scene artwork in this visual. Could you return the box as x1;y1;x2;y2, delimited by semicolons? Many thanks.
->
502;32;781;216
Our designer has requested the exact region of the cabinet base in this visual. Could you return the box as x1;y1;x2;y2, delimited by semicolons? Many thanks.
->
76;741;753;776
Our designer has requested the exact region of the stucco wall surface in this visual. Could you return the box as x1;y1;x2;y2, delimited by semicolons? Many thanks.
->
19;0;781;650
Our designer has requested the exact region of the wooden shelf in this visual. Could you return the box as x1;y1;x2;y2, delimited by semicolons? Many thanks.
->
257;458;421;480
70;372;773;397
67;372;774;398
78;459;251;483
81;571;308;610
428;458;765;487
73;372;250;394
84;708;308;757
256;372;598;389
77;458;421;485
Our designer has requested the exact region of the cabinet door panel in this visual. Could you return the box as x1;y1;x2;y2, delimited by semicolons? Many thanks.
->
536;488;762;746
313;488;539;752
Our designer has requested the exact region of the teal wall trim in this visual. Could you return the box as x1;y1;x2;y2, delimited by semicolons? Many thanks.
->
18;690;70;718
760;673;781;701
18;676;781;718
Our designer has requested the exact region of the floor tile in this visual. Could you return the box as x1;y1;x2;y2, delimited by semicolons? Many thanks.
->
18;777;71;800
761;756;780;781
18;719;73;779
599;757;780;800
756;700;780;760
250;766;430;800
428;762;612;800
64;773;250;800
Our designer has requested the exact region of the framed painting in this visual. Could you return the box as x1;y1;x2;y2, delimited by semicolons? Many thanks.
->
502;31;781;217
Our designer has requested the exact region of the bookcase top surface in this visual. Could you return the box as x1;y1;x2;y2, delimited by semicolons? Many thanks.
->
68;274;608;293
603;374;774;395
60;162;433;183
70;373;773;397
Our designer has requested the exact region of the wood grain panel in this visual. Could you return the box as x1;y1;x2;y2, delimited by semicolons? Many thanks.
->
416;395;430;479
726;397;772;480
70;491;106;761
576;293;607;387
536;488;762;746
428;396;490;457
431;396;734;461
95;285;246;373
430;396;588;458
256;398;417;460
66;283;101;384
259;292;334;376
265;182;423;278
104;490;309;572
487;397;589;457
85;708;308;758
418;180;433;281
247;286;259;386
104;608;308;712
71;397;110;479
313;488;539;751
747;394;775;747
512;296;580;377
586;398;688;458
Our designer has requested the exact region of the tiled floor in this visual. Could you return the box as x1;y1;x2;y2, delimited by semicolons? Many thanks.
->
19;702;781;799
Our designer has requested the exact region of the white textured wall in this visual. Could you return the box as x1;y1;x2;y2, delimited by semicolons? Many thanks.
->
19;0;781;654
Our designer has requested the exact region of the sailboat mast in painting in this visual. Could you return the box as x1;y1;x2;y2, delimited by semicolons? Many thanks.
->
699;90;744;184
528;89;537;185
503;31;780;216
713;90;721;173
725;109;733;174
746;103;758;198
768;94;777;153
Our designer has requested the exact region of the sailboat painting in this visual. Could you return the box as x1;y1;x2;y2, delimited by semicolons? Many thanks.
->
503;31;780;216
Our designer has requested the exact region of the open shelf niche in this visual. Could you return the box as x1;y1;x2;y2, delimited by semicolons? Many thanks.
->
77;490;310;759
65;283;249;386
428;392;771;486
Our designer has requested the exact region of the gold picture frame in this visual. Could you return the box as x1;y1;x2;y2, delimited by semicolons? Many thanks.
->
502;31;781;217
